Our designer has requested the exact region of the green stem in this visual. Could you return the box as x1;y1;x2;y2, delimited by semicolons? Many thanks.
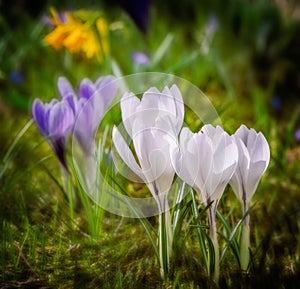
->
159;212;167;279
240;210;250;270
158;196;172;280
190;190;209;274
62;166;75;230
208;204;219;283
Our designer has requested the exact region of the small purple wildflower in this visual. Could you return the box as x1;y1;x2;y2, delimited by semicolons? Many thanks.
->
270;95;281;111
132;51;150;65
10;71;23;84
295;129;300;143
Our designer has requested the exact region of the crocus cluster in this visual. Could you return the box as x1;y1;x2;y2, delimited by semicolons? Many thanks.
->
32;75;117;177
112;84;270;279
113;84;270;217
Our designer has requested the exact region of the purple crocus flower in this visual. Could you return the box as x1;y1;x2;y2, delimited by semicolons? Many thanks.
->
57;75;117;189
58;75;118;155
32;98;75;169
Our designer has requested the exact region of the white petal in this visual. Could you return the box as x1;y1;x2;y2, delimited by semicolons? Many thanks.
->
160;86;177;115
245;128;257;148
234;124;249;143
229;138;250;203
120;92;140;137
179;127;194;150
170;141;196;188
210;161;237;203
141;87;161;110
194;132;213;192
171;128;199;188
131;119;151;167
170;84;184;129
158;86;184;133
245;160;268;200
248;132;270;165
112;126;144;179
148;148;174;194
229;173;243;203
201;124;217;138
235;138;250;175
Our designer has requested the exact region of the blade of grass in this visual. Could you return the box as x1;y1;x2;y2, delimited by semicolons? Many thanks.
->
152;33;174;66
109;177;159;261
0;119;33;179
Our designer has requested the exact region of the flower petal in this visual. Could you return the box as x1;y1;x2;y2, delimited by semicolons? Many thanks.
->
170;84;184;132
159;85;184;135
248;132;270;165
48;100;74;139
112;126;144;180
79;78;96;100
234;124;249;142
170;141;196;189
95;75;118;109
73;99;94;154
32;99;48;136
245;160;268;201
58;77;75;99
141;87;161;111
121;92;140;137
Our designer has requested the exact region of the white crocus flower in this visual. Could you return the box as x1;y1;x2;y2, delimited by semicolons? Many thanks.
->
112;85;184;211
112;85;184;279
230;125;270;211
229;124;270;270
172;125;238;212
171;124;238;281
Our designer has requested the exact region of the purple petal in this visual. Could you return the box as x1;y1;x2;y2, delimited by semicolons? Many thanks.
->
65;95;77;114
73;100;94;154
95;75;118;109
32;99;49;136
48;100;74;139
57;77;75;99
79;79;95;100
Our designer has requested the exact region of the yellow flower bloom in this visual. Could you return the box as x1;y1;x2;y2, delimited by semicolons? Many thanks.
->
44;8;109;62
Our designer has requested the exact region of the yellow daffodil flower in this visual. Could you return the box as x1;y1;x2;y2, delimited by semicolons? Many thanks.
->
44;8;109;62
